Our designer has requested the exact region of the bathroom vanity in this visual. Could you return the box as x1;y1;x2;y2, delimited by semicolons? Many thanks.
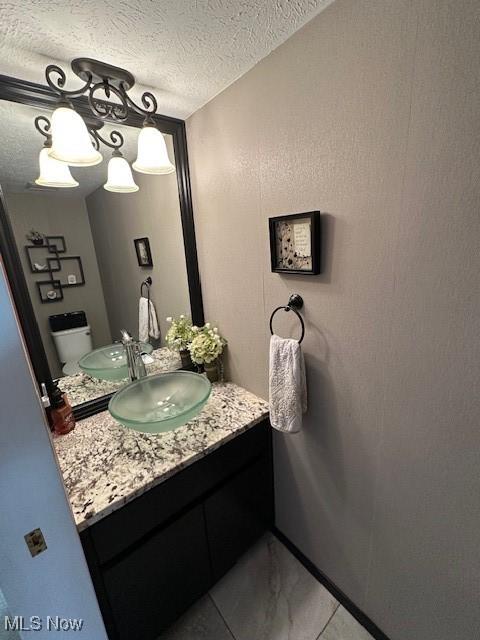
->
54;383;272;639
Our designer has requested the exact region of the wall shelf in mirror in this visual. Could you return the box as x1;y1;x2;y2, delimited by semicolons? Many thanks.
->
0;72;204;419
25;235;85;303
46;235;66;253
36;279;63;303
25;244;61;273
47;256;85;288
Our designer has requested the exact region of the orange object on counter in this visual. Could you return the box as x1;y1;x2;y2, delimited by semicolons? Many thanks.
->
49;384;75;435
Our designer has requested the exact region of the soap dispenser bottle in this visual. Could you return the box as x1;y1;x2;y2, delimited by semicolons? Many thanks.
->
49;383;75;435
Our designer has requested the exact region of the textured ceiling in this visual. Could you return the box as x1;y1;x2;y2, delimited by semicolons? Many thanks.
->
0;0;335;119
0;100;171;196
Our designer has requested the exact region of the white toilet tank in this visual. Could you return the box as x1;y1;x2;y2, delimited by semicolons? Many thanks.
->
52;325;92;364
49;311;93;375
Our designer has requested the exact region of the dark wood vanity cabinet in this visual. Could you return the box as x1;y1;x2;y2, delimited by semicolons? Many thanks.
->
80;420;273;639
205;451;274;582
102;506;211;640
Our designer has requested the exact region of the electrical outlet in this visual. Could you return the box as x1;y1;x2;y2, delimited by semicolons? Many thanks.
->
24;528;47;557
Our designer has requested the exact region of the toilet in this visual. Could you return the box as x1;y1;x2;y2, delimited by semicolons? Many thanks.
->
49;311;93;376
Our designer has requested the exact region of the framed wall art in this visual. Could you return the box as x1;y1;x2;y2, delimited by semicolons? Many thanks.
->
134;237;153;267
269;211;321;275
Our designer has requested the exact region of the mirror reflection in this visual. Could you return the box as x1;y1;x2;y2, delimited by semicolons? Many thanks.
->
0;101;191;406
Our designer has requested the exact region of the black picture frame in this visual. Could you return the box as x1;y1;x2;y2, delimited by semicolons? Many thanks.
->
0;73;205;419
269;211;321;275
134;237;153;267
47;256;85;287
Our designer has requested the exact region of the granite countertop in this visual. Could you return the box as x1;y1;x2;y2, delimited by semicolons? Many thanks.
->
53;382;269;532
57;346;182;406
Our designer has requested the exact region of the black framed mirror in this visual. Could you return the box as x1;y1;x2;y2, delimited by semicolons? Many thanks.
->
0;72;204;420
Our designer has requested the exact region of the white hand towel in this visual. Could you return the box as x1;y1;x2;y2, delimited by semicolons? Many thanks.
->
138;296;160;343
269;334;307;433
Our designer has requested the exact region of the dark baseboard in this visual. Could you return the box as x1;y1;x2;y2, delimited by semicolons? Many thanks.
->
272;527;391;640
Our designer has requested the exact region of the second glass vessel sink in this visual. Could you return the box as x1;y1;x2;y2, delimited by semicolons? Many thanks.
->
78;342;153;381
108;371;212;434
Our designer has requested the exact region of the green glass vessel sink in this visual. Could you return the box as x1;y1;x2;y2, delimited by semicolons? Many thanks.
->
108;371;212;434
78;342;153;381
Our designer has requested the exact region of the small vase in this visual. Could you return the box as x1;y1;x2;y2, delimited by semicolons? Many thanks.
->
179;349;192;369
204;360;219;383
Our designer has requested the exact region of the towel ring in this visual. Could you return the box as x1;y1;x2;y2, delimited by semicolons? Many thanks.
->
140;277;153;338
140;276;152;297
269;294;305;344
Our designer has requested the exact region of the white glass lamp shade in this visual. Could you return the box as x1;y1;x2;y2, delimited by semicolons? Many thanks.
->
133;125;175;175
104;155;139;193
35;147;79;188
49;106;102;167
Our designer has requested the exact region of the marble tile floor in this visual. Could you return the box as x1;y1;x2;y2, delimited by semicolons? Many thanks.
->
158;533;375;640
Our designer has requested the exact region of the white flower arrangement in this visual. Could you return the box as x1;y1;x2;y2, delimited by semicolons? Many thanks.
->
165;315;195;352
188;324;227;364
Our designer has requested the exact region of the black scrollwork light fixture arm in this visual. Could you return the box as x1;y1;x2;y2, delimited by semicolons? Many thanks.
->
120;82;158;120
88;81;129;122
90;128;125;152
45;64;93;101
34;115;52;141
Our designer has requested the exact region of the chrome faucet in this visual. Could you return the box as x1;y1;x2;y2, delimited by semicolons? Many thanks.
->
120;329;147;381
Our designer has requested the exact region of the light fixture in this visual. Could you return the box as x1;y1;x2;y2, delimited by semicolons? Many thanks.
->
34;114;139;193
49;104;102;167
104;150;138;193
133;123;175;175
40;58;175;193
34;116;79;188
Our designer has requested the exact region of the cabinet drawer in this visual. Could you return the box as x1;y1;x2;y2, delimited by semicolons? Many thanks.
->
204;451;274;582
102;505;211;640
90;420;270;565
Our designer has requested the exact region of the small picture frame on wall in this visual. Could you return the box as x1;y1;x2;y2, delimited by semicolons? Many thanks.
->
269;211;321;275
134;237;153;267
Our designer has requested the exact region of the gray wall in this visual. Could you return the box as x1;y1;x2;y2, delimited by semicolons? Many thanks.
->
6;192;111;378
186;1;480;639
86;137;190;344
